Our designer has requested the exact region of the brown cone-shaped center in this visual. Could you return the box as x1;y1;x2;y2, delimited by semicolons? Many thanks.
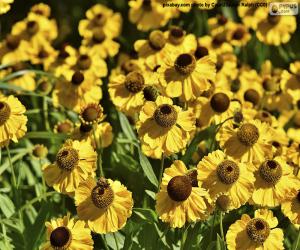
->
216;56;224;71
79;123;93;133
174;53;196;75
169;26;185;45
259;160;282;185
56;147;79;171
210;93;230;113
58;45;70;59
6;35;20;50
216;194;231;211
56;122;72;134
0;102;11;126
268;15;281;25
217;160;240;184
142;0;152;10
91;178;114;209
50;227;72;249
186;169;198;187
81;104;102;123
121;61;140;74
167;175;192;202
297;100;300;110
237;123;259;146
254;111;272;125
143;86;159;101
231;79;241;92
154;104;178;128
246;218;270;243
93;13;107;26
297;191;300;203
294;111;300;128
149;30;166;50
212;34;226;47
38;50;49;59
218;15;228;25
233;111;244;124
26;21;39;35
272;141;282;156
71;71;84;85
194;46;208;60
124;71;144;93
233;27;245;40
263;78;278;92
244;89;260;105
92;29;106;44
77;55;91;70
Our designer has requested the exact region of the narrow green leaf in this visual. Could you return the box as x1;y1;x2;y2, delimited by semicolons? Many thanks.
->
24;131;68;140
138;148;158;187
118;111;137;141
0;194;15;218
133;208;158;223
145;190;156;200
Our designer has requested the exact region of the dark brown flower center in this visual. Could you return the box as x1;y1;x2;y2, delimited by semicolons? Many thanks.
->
124;71;144;93
121;61;140;74
142;0;152;10
297;191;300;203
56;147;79;171
38;50;49;59
0;102;11;126
174;53;196;75
294;111;300;128
297;100;300;110
233;27;245;40
143;86;159;101
93;13;107;26
186;169;198;187
268;15;281;25
217;160;240;184
58;45;70;59
81;104;103;124
216;194;231;211
26;21;39;35
244;89;260;105
259;160;282;185
218;15;228;25
231;79;241;92
263;78;278;92
91;178;114;209
77;55;91;70
169;26;185;45
212;34;226;47
92;29;106;44
167;175;192;202
272;141;282;156
56;122;73;134
194;46;209;60
71;71;84;85
32;145;48;158
210;93;230;113
154;104;178;128
237;123;259;146
11;62;27;72
149;30;166;50
50;227;72;249
254;111;272;125
216;55;224;71
233;111;244;124
6;35;20;50
79;123;93;133
246;218;270;243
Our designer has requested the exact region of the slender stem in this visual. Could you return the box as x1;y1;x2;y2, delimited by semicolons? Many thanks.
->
293;229;300;250
209;213;216;242
19;191;56;213
158;154;165;190
219;211;225;244
93;126;104;177
6;145;17;189
113;232;120;250
39;159;47;200
43;97;50;131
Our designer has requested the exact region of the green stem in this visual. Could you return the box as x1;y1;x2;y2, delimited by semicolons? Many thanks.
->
158;154;165;191
180;226;188;250
113;232;120;250
293;229;300;250
219;211;225;245
6;146;17;189
19;191;56;213
209;213;216;242
39;159;47;201
93;127;104;177
43;97;50;131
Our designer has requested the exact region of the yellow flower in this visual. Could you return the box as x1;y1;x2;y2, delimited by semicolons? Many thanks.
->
43;140;97;196
198;33;233;55
53;119;74;134
79;4;122;39
158;52;216;101
282;189;300;225
281;61;300;91
0;95;27;147
226;209;284;250
137;96;195;158
32;144;48;159
197;150;255;209
237;0;263;29
71;122;113;148
156;160;211;228
74;177;133;234
41;214;93;250
208;14;232;33
79;103;105;125
217;120;272;164
129;0;175;31
52;71;102;113
30;3;51;18
251;156;300;207
108;70;159;115
286;142;300;166
226;23;251;47
256;9;297;45
0;0;13;15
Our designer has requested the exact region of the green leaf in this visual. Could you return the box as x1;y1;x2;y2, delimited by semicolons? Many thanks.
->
138;148;158;187
133;208;158;223
24;131;68;140
118;111;137;141
0;194;15;218
145;190;156;200
216;234;226;250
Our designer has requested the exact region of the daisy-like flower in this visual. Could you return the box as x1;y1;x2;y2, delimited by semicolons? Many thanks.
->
29;3;51;18
41;214;93;250
286;142;300;167
78;4;122;39
256;9;297;45
281;61;300;91
218;120;272;163
198;33;233;55
282;188;300;225
53;119;74;134
0;95;27;147
197;150;255;209
137;96;195;158
251;156;300;207
74;177;133;234
226;209;284;250
79;103;105;125
158;52;216;101
129;0;175;31
226;23;251;47
32;144;48;159
43;139;97;196
0;0;13;15
156;160;211;228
